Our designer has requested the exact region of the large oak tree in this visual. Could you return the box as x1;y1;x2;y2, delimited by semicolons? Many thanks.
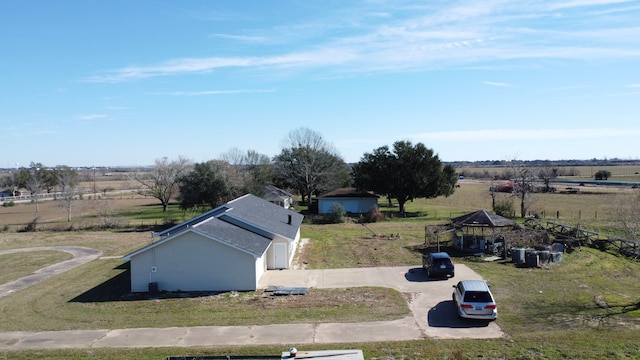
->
352;141;457;214
178;160;237;211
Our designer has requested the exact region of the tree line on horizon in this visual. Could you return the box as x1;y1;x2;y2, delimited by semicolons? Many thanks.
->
3;128;457;219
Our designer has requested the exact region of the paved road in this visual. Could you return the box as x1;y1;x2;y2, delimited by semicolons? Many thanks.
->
0;259;503;350
0;246;102;299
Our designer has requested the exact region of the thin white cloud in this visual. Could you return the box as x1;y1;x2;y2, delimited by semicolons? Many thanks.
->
84;0;640;83
209;33;266;43
146;89;276;96
410;128;640;142
483;81;514;87
547;0;634;11
627;83;640;88
77;114;107;121
85;48;358;83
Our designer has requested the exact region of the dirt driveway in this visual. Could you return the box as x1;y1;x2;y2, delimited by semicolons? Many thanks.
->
258;265;505;340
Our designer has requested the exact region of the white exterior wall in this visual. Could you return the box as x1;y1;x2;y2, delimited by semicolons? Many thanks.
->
129;232;259;292
266;235;289;270
265;228;300;270
318;198;378;214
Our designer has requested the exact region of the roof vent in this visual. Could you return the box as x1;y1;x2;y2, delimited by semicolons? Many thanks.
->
288;214;292;225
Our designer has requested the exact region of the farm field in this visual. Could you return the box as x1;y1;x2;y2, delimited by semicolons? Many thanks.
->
457;164;640;183
0;174;639;359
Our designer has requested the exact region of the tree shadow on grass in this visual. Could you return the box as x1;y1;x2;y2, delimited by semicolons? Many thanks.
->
69;261;228;303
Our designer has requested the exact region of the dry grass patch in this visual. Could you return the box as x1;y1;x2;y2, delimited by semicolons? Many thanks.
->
0;231;152;256
0;251;72;284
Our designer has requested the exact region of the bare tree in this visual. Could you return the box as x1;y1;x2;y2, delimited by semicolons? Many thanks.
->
133;156;192;212
506;159;536;218
220;147;245;172
242;149;274;195
19;162;46;213
273;128;347;204
612;190;640;241
56;165;80;221
219;148;274;195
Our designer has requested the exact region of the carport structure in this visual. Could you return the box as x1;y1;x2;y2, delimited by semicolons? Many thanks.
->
451;209;515;253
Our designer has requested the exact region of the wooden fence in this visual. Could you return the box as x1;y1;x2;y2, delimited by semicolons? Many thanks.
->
523;219;640;259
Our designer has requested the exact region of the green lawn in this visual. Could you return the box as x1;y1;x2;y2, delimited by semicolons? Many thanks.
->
1;181;640;359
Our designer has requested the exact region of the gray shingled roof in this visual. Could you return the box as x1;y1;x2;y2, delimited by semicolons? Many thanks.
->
126;194;304;260
262;185;293;201
193;217;272;256
225;194;304;241
451;209;515;228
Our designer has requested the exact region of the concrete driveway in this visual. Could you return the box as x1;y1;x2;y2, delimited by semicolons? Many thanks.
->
0;256;503;350
0;246;102;299
259;265;504;340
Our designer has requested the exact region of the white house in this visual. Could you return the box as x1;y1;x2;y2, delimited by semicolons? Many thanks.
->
262;185;294;209
317;187;379;214
122;194;304;293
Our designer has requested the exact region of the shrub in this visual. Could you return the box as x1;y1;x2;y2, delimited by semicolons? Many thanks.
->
594;170;612;180
361;206;385;223
324;203;345;224
493;197;515;218
19;217;39;232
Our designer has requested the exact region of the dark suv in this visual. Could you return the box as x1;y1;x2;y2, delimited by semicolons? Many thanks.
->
422;252;455;279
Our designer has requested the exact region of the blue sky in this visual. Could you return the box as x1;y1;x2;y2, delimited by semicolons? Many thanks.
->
2;0;639;168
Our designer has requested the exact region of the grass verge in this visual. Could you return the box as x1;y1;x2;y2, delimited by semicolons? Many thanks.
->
0;258;408;332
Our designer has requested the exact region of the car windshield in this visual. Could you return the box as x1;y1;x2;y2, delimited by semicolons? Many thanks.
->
463;291;493;303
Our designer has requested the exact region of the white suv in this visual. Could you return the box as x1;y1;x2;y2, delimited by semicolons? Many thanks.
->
452;280;497;320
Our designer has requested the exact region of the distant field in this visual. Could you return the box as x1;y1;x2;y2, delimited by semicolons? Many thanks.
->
1;176;635;235
457;164;640;182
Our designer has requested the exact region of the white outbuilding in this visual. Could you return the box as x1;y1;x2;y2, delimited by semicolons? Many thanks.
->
122;194;304;293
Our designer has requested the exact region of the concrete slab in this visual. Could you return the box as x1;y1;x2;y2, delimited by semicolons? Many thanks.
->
0;329;108;350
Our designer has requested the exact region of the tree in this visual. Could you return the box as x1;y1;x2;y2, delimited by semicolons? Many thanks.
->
56;166;79;221
352;141;458;214
613;190;640;241
273;128;348;204
242;149;274;195
594;170;611;180
220;148;274;196
178;161;236;210
537;163;558;192
506;160;535;218
14;162;51;212
133;156;192;212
